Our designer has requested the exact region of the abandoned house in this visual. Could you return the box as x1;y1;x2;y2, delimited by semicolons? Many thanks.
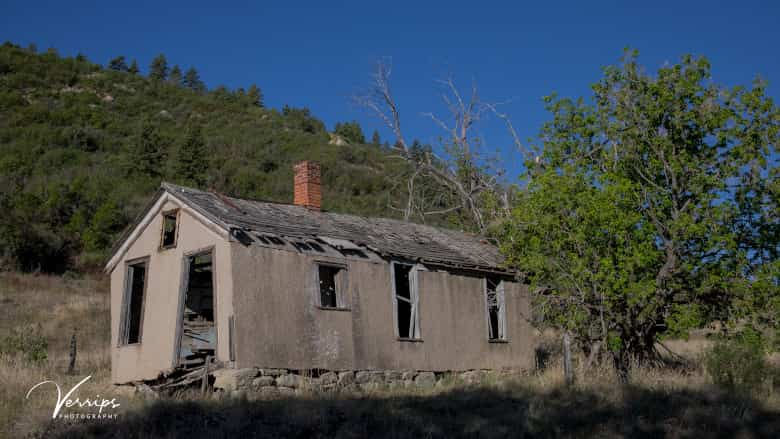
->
105;161;533;384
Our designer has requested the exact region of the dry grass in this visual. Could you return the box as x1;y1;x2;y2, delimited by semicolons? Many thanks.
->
1;272;778;438
53;366;780;439
0;272;112;438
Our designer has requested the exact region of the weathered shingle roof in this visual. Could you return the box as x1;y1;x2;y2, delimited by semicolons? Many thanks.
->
162;182;508;273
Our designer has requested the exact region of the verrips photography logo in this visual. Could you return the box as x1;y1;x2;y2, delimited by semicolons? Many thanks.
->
26;375;121;420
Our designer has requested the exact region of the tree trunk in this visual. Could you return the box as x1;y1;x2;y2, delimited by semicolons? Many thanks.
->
612;348;630;384
584;341;602;371
563;332;574;386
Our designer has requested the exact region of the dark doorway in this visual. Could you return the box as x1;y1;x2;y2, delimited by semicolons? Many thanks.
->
178;251;216;368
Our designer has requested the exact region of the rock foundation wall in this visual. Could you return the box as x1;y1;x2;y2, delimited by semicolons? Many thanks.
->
211;367;517;398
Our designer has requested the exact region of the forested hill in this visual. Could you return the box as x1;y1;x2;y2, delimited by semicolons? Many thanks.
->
0;42;452;272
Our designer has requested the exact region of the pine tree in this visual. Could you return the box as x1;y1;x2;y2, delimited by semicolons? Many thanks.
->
108;56;128;72
132;119;165;178
174;124;208;186
128;59;139;75
247;84;264;107
183;67;205;93
371;130;381;146
210;85;232;102
149;54;168;81
168;65;183;86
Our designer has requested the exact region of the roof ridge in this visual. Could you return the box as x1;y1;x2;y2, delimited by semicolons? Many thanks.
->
161;181;494;246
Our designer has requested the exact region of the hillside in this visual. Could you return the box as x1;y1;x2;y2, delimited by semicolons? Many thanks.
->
0;42;462;272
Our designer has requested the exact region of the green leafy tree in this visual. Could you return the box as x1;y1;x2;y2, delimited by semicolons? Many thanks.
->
108;56;128;72
174;124;208;186
149;54;168;81
183;67;205;93
128;59;139;75
334;121;366;144
500;51;779;381
247;84;263;107
168;65;183;86
83;199;124;252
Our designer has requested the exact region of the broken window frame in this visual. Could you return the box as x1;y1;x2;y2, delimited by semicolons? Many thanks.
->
485;277;507;342
391;261;422;341
119;257;149;346
159;209;180;250
315;262;348;310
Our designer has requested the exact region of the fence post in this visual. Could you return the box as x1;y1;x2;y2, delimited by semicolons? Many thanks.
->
563;332;573;386
67;332;77;375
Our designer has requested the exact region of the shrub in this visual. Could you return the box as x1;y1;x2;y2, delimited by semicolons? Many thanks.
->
0;324;48;365
704;330;768;394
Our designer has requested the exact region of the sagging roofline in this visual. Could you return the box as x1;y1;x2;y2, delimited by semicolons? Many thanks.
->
105;183;517;276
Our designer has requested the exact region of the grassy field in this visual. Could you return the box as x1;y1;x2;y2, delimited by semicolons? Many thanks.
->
1;272;778;438
0;272;113;437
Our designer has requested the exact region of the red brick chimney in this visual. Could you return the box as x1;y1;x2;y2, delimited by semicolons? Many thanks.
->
293;161;321;210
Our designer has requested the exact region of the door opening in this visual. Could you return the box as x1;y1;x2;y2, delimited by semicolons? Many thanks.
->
178;251;215;368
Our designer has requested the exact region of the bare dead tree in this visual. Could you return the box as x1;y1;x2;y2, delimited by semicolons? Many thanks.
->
354;58;408;152
354;59;530;233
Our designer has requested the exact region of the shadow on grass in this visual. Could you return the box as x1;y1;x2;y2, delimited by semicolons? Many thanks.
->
46;384;779;439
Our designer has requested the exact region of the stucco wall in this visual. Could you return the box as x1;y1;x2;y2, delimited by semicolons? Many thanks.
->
231;244;534;372
230;244;356;370
110;198;234;383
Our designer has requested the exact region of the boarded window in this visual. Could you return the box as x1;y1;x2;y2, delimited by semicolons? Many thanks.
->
318;264;346;308
393;262;420;339
486;277;507;341
160;210;179;248
121;261;147;345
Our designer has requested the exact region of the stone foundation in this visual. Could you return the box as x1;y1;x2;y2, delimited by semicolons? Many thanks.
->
210;367;518;398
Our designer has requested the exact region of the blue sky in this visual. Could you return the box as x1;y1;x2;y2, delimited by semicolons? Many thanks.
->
3;1;779;178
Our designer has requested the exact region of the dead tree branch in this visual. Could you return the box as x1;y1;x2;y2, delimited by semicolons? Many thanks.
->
356;60;522;233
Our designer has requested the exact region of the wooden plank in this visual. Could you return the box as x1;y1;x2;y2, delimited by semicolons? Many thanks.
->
201;355;211;395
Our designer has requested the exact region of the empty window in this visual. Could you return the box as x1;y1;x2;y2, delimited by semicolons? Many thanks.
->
317;264;346;308
121;261;147;345
266;236;285;245
160;210;179;248
307;241;325;252
486;277;507;341
256;235;270;245
341;249;368;258
393;262;420;339
293;241;312;252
